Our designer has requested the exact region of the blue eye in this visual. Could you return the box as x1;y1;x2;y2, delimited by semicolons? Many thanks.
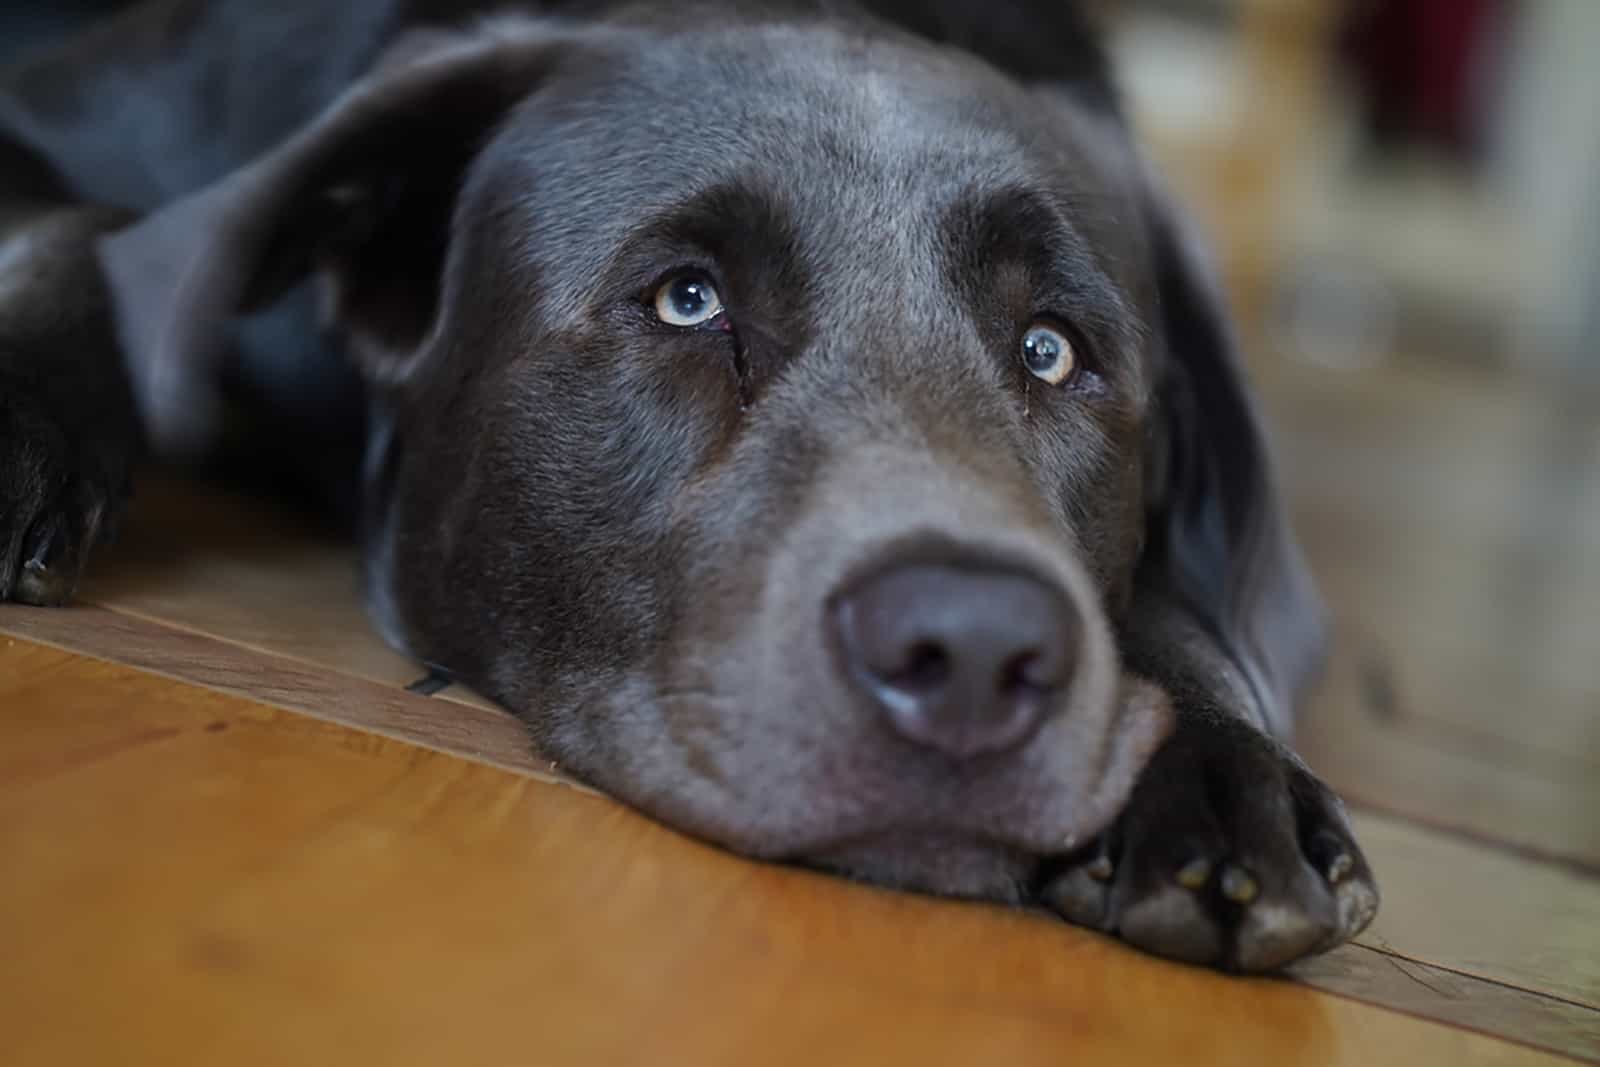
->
1021;322;1076;386
654;273;724;327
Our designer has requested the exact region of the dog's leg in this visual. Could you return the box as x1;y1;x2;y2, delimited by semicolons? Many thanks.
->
1035;181;1378;971
1040;593;1379;972
0;135;138;604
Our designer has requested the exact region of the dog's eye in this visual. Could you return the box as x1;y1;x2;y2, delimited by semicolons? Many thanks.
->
654;273;724;328
1021;322;1076;386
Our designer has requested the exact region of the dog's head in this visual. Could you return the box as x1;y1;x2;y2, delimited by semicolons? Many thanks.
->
99;8;1286;899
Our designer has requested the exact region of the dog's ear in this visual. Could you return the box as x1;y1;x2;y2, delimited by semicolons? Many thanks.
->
97;21;588;455
1139;185;1327;730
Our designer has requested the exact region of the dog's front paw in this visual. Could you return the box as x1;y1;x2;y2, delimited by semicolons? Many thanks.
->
1040;713;1377;972
0;382;130;605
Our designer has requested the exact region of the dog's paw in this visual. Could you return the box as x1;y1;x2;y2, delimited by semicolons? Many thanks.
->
0;383;130;605
1040;713;1377;972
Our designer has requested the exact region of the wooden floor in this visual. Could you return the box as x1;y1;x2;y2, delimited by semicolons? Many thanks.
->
2;356;1597;1064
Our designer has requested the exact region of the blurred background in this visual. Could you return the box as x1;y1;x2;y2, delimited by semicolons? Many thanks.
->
1102;0;1598;862
3;0;1596;861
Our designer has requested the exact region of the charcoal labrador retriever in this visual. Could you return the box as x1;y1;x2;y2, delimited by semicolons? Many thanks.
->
0;0;1377;970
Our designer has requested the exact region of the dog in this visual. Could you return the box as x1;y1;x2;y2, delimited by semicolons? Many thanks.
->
0;0;1377;971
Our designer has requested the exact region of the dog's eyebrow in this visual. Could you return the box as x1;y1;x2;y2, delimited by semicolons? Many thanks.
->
605;180;815;343
617;180;807;282
655;182;794;247
943;186;1137;350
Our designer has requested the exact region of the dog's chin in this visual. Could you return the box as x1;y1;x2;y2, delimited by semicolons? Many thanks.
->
797;831;1039;904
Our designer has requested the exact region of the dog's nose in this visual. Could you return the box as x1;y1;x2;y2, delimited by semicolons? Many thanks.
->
831;563;1079;759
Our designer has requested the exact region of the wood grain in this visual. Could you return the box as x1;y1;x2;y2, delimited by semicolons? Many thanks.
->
1298;638;1600;871
435;682;503;712
5;602;1599;1057
1348;813;1600;1012
0;639;1581;1067
80;475;424;688
0;604;582;791
1296;945;1600;1063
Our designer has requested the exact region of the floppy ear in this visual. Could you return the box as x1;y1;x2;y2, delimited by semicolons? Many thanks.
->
96;21;585;456
1139;185;1328;732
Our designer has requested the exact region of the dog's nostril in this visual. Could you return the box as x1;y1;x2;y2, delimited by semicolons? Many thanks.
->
898;641;953;689
831;560;1081;760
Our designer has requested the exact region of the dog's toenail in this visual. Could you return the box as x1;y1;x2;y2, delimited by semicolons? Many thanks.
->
1086;856;1114;881
1325;852;1353;884
1220;865;1259;903
1176;858;1211;890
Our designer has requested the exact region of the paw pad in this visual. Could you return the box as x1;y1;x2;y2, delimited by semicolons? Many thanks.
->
1085;855;1114;882
1219;865;1259;904
1175;857;1211;890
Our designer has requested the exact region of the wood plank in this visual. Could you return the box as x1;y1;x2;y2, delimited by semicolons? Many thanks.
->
1297;518;1600;782
1298;638;1600;870
438;677;1600;1037
80;475;423;689
0;605;581;791
1296;945;1600;1064
0;640;1578;1067
9;604;1599;1053
1347;812;1600;1013
434;682;502;712
1259;356;1600;868
1262;357;1600;796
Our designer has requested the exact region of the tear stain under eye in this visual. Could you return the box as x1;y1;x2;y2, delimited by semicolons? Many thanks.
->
732;341;754;411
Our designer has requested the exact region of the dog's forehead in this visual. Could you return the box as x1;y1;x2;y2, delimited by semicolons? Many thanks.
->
550;20;1046;175
468;21;1131;296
